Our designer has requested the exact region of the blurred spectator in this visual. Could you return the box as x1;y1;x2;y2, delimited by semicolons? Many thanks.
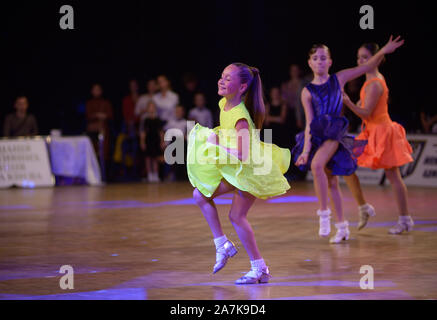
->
135;78;158;121
163;105;188;181
263;87;288;148
3;96;38;137
179;72;200;112
188;92;213;128
86;83;114;166
154;75;179;123
281;64;305;131
139;100;165;183
113;79;141;180
420;105;437;133
123;79;140;128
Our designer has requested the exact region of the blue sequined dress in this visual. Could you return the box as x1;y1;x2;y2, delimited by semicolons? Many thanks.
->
292;74;367;176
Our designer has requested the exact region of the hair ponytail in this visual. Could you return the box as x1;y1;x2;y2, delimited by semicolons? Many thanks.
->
232;63;265;129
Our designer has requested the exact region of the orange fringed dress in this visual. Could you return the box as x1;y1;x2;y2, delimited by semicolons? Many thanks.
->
356;77;413;169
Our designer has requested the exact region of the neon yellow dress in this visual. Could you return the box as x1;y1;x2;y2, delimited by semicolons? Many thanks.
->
187;97;291;199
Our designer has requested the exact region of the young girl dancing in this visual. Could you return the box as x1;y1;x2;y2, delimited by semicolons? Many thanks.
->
343;42;413;234
187;63;291;284
293;36;404;243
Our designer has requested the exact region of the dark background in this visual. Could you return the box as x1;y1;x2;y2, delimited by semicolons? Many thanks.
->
1;1;434;135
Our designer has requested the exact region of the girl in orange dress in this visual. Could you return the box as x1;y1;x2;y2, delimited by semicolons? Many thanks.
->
343;43;414;234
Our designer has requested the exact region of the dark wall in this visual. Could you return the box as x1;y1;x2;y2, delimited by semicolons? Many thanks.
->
1;1;433;135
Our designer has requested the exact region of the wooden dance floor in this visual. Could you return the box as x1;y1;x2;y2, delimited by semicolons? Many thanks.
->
1;181;436;300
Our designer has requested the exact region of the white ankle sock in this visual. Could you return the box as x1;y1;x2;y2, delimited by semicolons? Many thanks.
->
359;203;370;211
214;235;228;249
399;215;412;222
250;258;266;271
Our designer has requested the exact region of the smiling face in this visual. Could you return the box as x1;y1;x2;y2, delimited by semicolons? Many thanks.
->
308;47;332;77
217;64;247;98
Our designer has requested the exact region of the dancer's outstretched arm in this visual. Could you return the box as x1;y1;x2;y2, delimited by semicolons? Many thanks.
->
336;35;404;88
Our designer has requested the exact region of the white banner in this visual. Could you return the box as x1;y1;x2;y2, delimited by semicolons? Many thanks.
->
306;134;437;187
0;138;54;188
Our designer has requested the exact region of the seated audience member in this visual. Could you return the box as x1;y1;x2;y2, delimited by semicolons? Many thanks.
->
3;96;38;137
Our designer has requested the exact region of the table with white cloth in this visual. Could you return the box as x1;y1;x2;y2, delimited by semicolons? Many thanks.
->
48;136;102;185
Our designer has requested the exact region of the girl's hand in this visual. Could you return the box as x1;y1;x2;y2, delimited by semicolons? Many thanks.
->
207;132;219;145
342;90;353;107
295;152;309;166
381;35;404;55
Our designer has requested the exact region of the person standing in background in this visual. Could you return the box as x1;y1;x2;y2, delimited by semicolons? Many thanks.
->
154;75;179;123
188;92;213;129
135;78;158;122
86;83;114;174
281;64;305;131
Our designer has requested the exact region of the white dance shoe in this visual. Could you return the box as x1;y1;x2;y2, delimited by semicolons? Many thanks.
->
213;240;238;274
235;267;271;285
330;221;350;244
317;208;331;237
358;203;376;230
389;216;414;234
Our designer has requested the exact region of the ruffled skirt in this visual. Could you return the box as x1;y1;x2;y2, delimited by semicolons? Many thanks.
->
186;124;291;199
357;121;413;169
292;115;367;176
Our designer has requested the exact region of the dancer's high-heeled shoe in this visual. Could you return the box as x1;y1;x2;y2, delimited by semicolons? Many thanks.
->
389;216;414;234
329;221;350;244
213;240;238;274
357;203;376;230
235;267;271;285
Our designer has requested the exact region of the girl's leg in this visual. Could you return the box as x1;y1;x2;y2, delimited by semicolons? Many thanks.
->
344;173;366;206
194;180;237;273
146;157;152;181
344;173;376;230
385;167;409;215
311;140;340;211
228;190;259;261
385;167;414;234
193;179;235;238
326;170;344;223
311;140;339;237
326;170;351;243
229;190;270;284
151;157;160;181
146;156;151;174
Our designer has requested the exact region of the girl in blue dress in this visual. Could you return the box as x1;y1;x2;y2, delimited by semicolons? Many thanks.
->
293;36;404;243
